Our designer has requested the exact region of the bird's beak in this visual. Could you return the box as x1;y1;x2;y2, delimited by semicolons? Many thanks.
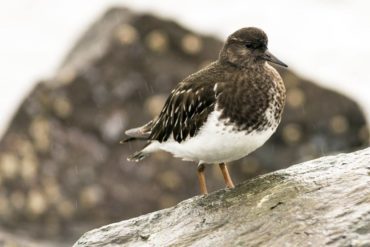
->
261;50;288;68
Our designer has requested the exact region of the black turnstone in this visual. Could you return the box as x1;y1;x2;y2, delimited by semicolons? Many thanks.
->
123;27;287;194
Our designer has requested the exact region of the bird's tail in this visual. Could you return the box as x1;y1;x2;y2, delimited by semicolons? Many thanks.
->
121;120;153;143
127;150;149;162
120;137;138;143
122;122;157;162
126;142;154;162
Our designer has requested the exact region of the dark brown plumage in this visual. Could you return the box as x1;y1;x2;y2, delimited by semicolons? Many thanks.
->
123;27;287;194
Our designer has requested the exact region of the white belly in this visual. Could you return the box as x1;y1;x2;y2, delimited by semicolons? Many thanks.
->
144;109;278;164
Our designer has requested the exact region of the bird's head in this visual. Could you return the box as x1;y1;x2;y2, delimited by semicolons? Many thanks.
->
219;27;287;68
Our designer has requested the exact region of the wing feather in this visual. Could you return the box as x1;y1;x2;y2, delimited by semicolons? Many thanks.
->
149;83;216;143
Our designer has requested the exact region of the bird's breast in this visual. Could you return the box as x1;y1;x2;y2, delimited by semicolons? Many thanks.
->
216;74;284;133
157;108;277;163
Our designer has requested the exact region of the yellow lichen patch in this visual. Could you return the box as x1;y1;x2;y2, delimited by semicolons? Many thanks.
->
115;24;138;45
145;94;167;117
53;97;72;118
158;194;177;208
282;123;302;144
20;155;38;183
146;30;168;52
27;189;48;217
157;170;182;190
241;157;260;174
80;185;104;208
10;191;25;211
43;178;61;204
29;116;50;152
0;153;19;180
57;200;75;219
17;138;38;182
287;88;305;108
181;34;202;54
329;115;349;134
55;67;76;86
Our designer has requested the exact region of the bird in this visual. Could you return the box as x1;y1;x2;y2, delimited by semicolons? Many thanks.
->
123;27;287;195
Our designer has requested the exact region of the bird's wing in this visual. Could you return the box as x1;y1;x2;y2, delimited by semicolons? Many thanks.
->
149;82;216;143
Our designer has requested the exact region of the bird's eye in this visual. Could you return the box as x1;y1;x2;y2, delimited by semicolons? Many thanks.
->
245;43;254;49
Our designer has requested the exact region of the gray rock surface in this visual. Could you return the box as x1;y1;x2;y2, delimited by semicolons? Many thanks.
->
74;148;370;247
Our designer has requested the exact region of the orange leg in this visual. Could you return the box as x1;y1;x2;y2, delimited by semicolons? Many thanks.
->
219;163;235;189
197;164;208;195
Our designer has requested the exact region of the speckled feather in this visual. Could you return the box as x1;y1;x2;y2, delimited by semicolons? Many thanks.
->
124;27;286;163
149;68;217;143
126;61;285;143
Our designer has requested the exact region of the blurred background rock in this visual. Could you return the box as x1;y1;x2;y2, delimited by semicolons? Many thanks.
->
0;6;369;246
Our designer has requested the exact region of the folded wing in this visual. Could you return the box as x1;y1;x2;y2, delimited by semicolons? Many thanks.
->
150;82;216;143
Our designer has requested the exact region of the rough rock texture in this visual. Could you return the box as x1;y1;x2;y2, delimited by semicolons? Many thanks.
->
74;148;370;247
0;7;368;243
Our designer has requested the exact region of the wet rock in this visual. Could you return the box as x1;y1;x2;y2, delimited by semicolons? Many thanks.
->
0;7;368;243
74;148;370;247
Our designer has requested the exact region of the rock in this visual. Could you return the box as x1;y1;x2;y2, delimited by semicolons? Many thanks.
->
0;7;368;243
74;148;370;247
